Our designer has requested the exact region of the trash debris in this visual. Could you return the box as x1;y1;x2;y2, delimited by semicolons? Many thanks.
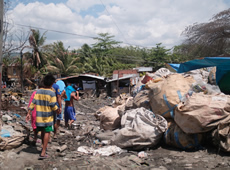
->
93;139;101;145
138;151;148;158
2;115;13;122
57;145;68;152
93;145;126;156
133;90;150;110
0;125;22;137
141;74;153;84
101;140;110;145
95;130;115;141
128;155;148;166
0;132;27;150
1;66;230;170
77;146;94;154
77;145;126;156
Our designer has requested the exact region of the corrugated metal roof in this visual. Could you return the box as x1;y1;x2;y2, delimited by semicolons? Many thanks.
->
80;74;105;80
135;67;153;72
56;75;79;81
113;69;138;74
56;74;105;81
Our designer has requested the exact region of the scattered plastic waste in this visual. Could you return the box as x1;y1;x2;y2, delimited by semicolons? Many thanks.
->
77;145;126;156
138;151;148;158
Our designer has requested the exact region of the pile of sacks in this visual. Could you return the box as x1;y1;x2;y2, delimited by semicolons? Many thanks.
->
95;68;230;152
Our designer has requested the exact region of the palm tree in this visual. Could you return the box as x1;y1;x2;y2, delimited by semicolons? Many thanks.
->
78;43;133;77
46;41;82;76
19;29;47;81
77;43;93;62
83;54;106;76
22;52;41;79
28;29;47;69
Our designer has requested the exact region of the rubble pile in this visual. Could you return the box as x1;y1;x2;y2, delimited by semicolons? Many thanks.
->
95;68;230;152
1;68;230;169
0;111;29;150
1;88;30;115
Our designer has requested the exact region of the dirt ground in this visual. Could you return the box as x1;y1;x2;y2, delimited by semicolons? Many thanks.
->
1;95;230;170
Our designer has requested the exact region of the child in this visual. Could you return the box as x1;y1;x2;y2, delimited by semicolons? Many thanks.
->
55;80;67;135
52;82;62;139
64;83;80;129
27;81;43;146
26;74;60;159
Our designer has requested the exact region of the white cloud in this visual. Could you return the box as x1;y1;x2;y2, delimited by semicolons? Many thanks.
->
7;0;230;50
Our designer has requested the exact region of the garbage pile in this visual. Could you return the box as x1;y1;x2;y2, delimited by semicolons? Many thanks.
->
0;111;29;150
1;89;28;107
1;67;230;155
94;68;230;152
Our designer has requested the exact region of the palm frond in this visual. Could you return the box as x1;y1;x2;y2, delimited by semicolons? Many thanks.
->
46;65;60;73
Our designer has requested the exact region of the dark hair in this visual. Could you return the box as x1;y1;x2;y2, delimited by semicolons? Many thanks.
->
38;80;44;88
72;84;78;90
43;74;55;87
66;80;71;85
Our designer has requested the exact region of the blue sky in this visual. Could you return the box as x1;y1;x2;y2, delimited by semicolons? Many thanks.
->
6;0;230;50
12;0;68;5
224;0;230;5
80;4;104;18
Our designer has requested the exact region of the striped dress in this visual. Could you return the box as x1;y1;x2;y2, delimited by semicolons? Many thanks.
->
29;88;58;127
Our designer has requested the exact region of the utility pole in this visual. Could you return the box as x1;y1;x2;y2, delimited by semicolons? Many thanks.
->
0;0;4;112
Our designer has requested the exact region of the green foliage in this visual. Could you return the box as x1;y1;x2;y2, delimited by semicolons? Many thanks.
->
22;32;193;78
92;33;122;57
171;45;199;62
77;43;93;64
11;8;230;80
111;46;146;66
145;43;171;71
76;33;132;77
19;29;48;80
46;41;81;76
28;29;47;69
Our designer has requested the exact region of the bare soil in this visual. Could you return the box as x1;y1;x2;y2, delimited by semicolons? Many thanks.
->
1;97;230;170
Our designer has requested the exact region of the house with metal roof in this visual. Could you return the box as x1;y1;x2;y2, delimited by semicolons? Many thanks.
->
56;74;107;98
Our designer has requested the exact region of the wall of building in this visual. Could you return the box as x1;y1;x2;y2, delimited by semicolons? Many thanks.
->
113;70;138;79
7;66;20;79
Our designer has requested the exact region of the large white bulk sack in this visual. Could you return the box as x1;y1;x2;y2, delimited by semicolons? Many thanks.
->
111;107;167;150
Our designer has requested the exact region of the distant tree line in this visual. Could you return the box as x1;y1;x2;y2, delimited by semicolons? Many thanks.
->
3;7;230;80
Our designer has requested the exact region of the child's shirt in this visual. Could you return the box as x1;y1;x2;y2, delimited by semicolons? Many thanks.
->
52;83;61;107
56;80;66;93
52;83;61;96
29;88;58;127
64;85;76;102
